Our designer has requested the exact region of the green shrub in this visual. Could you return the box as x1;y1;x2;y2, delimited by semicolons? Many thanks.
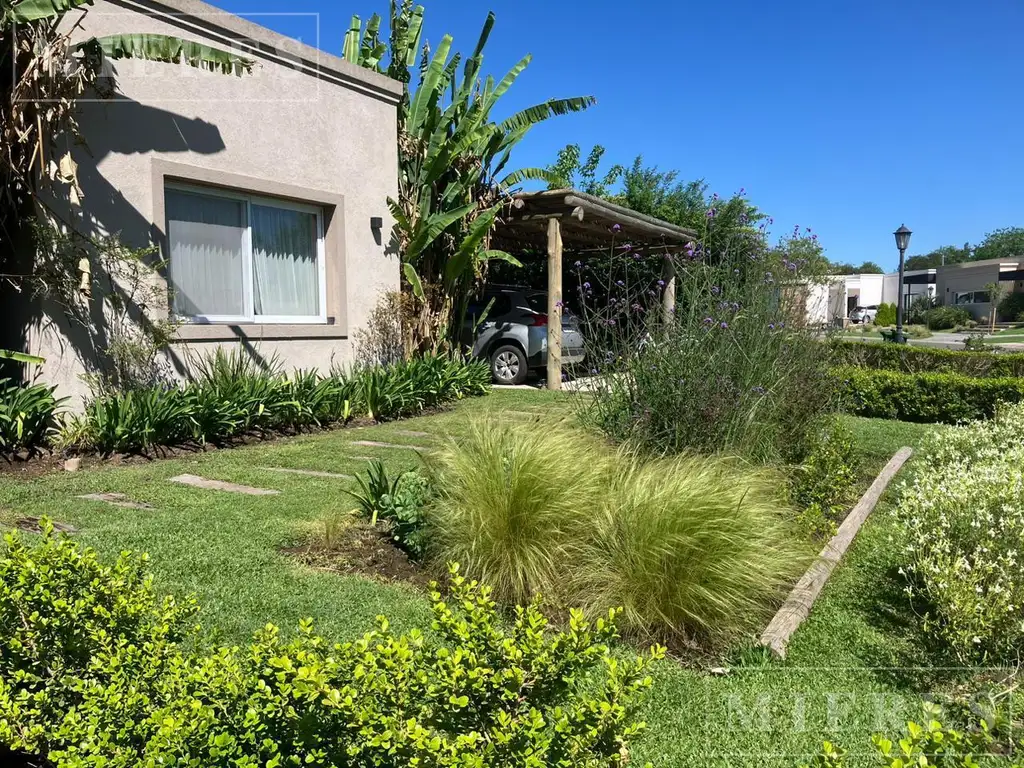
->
0;526;660;768
894;404;1024;661
963;331;987;351
575;452;811;646
830;339;1024;377
997;291;1024;321
428;419;810;646
0;379;64;454
836;366;1024;423
572;227;835;465
924;306;971;330
906;295;937;325
347;460;431;556
790;418;857;538
874;302;897;326
84;385;195;453
802;702;1018;767
74;351;487;454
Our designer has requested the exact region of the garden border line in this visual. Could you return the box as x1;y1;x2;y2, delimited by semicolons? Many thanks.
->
759;446;914;659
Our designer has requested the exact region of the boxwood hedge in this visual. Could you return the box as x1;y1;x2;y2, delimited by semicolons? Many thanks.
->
836;365;1024;423
830;339;1024;378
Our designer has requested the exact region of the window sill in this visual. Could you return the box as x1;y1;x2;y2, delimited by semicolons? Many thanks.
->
173;324;348;342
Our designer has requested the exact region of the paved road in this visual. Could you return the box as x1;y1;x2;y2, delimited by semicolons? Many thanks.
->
837;332;1024;352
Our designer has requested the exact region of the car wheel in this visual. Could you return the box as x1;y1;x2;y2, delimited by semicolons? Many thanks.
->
490;345;527;385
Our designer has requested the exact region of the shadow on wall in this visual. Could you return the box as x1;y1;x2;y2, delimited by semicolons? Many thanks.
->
26;93;230;392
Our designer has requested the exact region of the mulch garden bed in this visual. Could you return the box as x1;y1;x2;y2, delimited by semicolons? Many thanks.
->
282;516;434;589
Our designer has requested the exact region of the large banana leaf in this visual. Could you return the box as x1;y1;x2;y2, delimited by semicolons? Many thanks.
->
0;349;45;364
500;167;560;189
407;34;453;136
499;96;597;135
5;0;91;24
406;202;476;260
443;207;500;286
89;34;253;74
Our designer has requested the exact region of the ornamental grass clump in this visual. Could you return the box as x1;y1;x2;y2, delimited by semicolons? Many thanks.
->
426;419;611;605
894;402;1024;661
577;451;811;645
427;419;810;646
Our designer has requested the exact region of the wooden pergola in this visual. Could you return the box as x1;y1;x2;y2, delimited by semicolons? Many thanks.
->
492;189;696;390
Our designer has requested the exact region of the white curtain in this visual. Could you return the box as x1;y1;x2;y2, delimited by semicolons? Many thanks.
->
166;190;246;318
251;204;319;318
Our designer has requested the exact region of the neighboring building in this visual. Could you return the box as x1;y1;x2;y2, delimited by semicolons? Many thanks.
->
934;258;1022;321
882;269;936;312
803;273;885;326
22;0;402;406
805;259;1024;326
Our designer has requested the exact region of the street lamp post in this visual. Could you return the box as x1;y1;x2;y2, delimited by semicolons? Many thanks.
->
893;224;912;344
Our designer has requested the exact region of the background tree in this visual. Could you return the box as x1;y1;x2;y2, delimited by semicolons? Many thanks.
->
973;228;1024;262
344;2;594;352
544;144;618;197
905;243;972;270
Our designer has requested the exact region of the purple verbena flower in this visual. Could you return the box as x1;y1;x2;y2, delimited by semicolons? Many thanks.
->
720;321;729;329
612;223;621;233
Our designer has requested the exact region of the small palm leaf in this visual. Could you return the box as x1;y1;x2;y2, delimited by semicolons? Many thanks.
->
342;14;362;62
403;263;425;299
6;0;91;23
87;34;254;74
0;349;45;364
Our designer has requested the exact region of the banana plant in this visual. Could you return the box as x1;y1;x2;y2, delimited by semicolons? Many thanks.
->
344;2;595;351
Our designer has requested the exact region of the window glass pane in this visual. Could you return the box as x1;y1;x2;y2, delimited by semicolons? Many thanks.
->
251;204;319;317
167;190;246;317
974;291;990;303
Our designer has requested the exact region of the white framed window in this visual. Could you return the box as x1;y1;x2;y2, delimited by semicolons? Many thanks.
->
165;183;327;324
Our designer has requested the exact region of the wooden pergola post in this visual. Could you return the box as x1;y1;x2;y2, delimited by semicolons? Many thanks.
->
547;217;563;390
661;254;676;331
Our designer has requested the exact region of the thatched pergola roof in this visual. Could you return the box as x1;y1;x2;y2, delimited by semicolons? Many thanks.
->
492;189;696;256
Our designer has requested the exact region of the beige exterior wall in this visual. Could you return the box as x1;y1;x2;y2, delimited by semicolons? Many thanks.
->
28;0;401;406
935;261;1018;321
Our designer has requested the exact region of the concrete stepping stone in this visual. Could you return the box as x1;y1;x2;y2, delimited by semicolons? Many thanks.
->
169;474;279;495
259;467;353;480
351;440;429;453
394;429;431;438
15;517;77;534
78;492;155;510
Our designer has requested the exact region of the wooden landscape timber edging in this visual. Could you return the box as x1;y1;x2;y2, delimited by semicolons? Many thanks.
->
759;446;914;659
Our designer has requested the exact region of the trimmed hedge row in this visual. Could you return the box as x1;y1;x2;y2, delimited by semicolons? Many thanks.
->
830;339;1024;378
836;366;1024;423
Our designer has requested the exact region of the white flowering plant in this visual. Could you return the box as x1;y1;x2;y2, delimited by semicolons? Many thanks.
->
894;402;1024;661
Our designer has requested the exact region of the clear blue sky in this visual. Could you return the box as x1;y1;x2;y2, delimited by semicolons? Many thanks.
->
206;0;1024;270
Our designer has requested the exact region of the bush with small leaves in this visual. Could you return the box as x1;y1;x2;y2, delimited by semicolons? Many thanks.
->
0;525;661;768
802;702;1021;767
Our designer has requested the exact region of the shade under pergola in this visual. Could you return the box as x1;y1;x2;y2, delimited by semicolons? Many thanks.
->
491;190;697;390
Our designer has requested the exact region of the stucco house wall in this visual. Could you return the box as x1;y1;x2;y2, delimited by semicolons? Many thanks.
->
27;0;401;406
935;259;1019;321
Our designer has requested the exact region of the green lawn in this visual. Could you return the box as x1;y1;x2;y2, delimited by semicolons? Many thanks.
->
0;394;946;766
